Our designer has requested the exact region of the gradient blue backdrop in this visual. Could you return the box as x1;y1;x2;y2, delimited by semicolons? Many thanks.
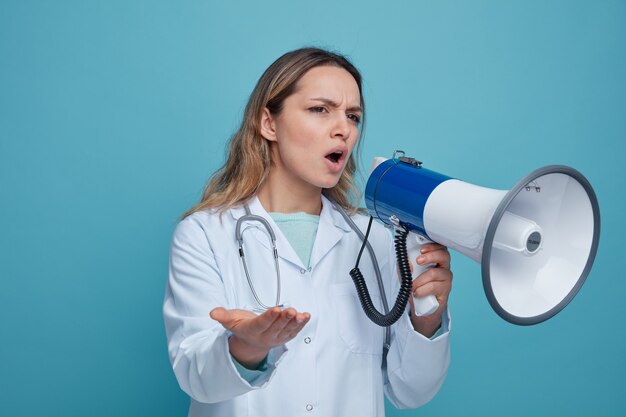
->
1;1;624;416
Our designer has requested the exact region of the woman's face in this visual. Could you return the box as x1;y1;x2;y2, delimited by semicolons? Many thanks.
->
261;65;362;194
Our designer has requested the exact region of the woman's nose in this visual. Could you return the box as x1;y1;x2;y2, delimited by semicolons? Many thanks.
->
331;114;351;140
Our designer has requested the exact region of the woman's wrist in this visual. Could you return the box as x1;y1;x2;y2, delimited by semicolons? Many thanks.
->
228;335;270;370
410;312;442;339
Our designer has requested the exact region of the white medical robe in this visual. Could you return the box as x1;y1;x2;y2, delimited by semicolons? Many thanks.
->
163;195;451;417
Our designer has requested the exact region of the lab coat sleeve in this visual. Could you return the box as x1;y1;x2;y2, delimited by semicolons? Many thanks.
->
163;216;287;403
381;231;451;409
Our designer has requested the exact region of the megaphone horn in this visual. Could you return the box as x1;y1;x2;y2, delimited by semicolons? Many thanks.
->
362;152;600;326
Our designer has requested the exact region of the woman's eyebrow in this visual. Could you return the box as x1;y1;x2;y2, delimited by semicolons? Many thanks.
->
310;97;362;112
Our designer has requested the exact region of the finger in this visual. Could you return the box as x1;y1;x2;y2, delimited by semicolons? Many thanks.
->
275;318;300;341
282;315;312;340
276;312;310;340
413;268;453;288
261;308;298;338
295;312;310;324
413;271;453;297
416;249;451;269
209;307;228;324
209;308;259;330
419;243;447;254
209;307;239;326
209;307;245;331
413;279;452;300
417;248;450;265
209;307;225;319
252;307;282;333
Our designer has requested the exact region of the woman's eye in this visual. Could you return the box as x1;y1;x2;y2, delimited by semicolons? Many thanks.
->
348;114;361;124
309;106;326;113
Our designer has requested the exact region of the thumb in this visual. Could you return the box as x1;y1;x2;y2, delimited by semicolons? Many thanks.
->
209;307;231;325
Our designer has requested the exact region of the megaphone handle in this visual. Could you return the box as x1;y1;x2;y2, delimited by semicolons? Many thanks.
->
405;232;440;317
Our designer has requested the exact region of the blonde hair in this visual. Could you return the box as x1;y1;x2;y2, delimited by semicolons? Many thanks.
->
182;47;366;219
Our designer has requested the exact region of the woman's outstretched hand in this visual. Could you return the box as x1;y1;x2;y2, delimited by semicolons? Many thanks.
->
210;307;311;369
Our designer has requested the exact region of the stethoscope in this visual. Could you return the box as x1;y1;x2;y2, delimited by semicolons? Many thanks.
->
235;200;392;365
235;205;283;311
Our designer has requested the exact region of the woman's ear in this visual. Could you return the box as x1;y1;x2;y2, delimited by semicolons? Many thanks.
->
259;108;277;142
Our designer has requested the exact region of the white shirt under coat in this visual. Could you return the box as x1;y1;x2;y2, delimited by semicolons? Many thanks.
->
163;195;451;417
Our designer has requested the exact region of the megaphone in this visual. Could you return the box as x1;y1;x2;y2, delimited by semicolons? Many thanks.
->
355;151;600;326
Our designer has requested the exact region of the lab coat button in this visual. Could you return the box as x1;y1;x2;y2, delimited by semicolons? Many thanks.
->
304;337;311;344
300;268;306;274
306;404;314;411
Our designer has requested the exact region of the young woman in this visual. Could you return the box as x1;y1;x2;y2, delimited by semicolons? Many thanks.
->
163;47;453;417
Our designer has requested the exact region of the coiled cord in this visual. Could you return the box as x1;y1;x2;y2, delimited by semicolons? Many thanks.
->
349;217;413;327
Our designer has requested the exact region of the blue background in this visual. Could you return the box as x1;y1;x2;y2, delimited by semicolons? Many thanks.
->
1;1;624;416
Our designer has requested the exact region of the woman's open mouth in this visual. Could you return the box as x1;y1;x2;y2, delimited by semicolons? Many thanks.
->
326;151;342;164
324;150;346;173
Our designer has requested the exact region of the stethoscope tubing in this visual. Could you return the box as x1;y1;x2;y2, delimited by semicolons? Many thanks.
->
236;210;282;310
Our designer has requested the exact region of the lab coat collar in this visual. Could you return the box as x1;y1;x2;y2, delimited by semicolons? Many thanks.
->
320;194;353;233
309;195;352;268
229;195;353;269
229;197;307;268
